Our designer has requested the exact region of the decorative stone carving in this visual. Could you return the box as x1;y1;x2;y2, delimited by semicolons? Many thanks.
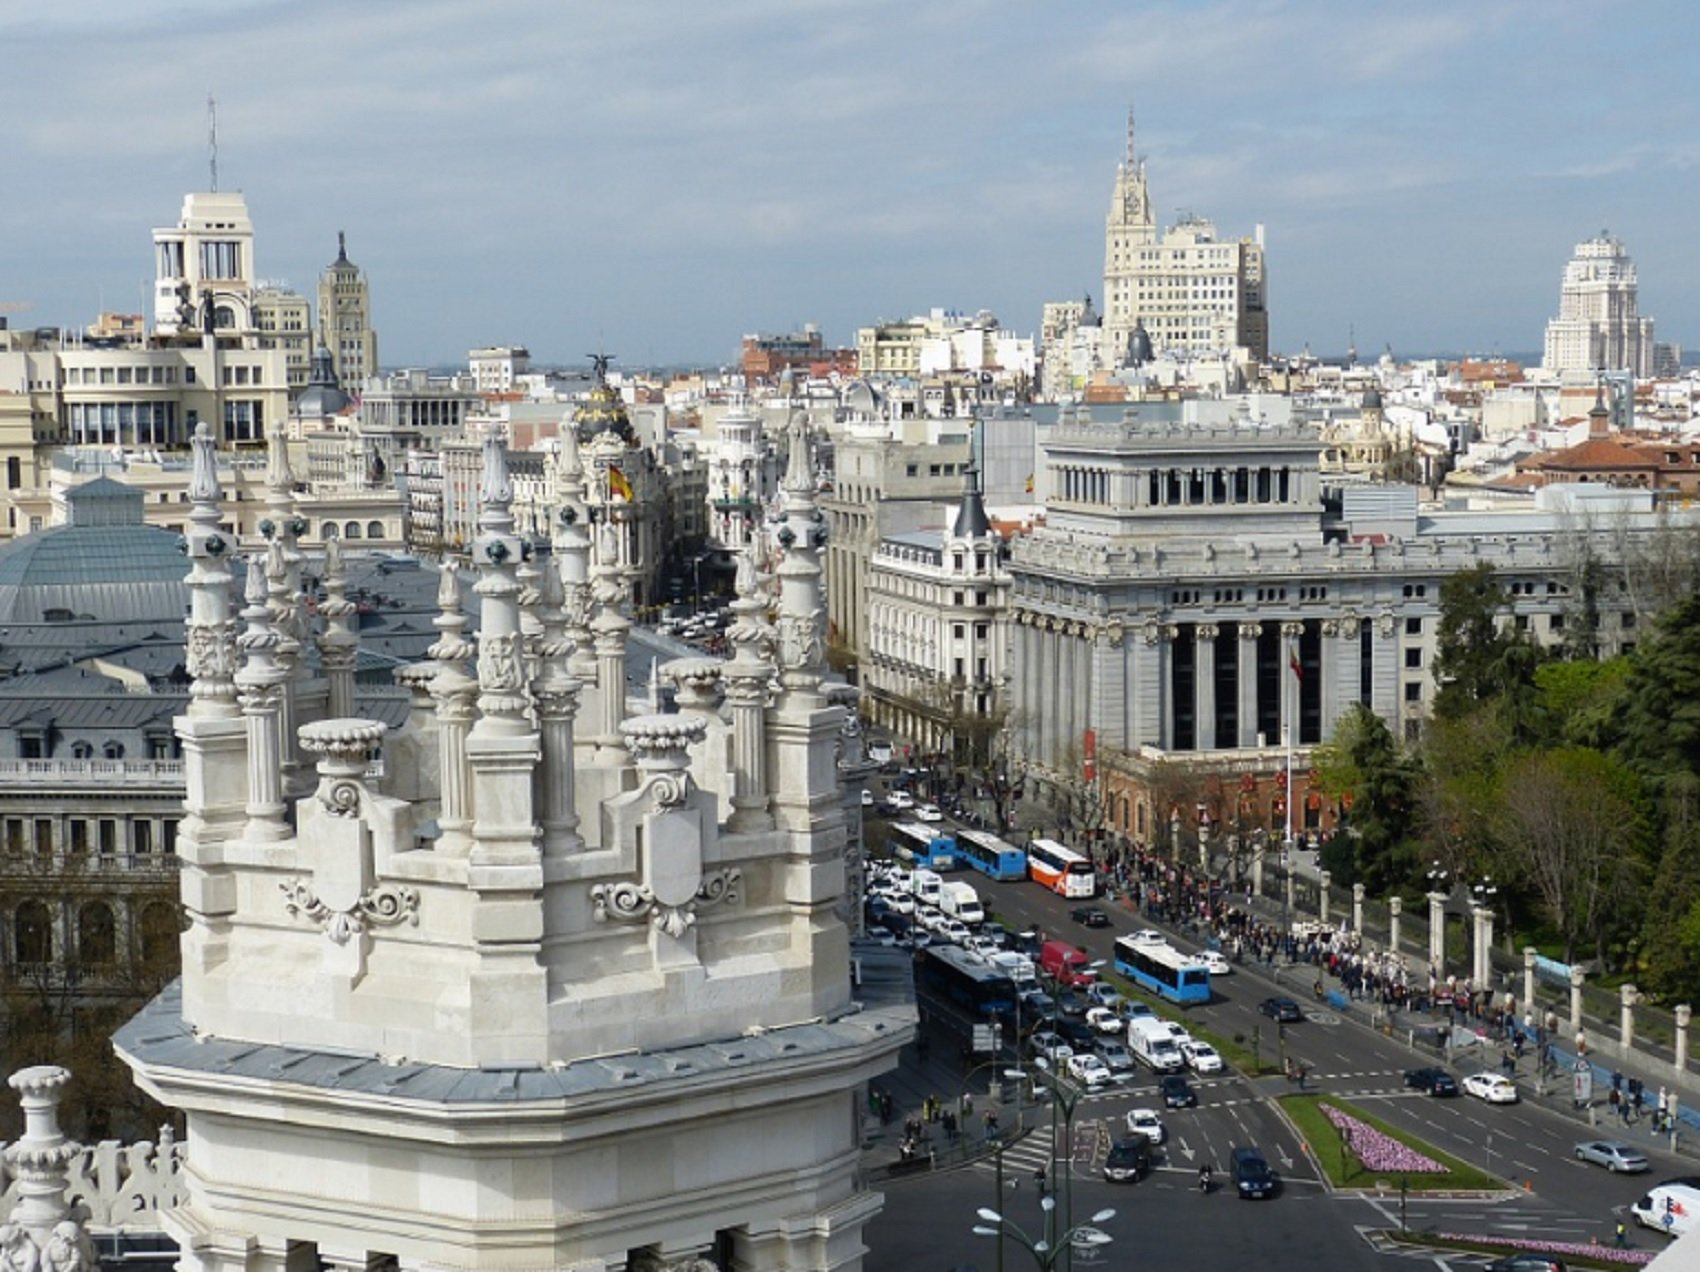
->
279;878;419;945
590;869;743;940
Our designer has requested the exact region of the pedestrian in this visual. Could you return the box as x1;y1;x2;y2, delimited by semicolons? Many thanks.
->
942;1110;957;1143
1616;1220;1628;1248
1501;1050;1515;1078
984;1108;999;1141
962;1092;974;1119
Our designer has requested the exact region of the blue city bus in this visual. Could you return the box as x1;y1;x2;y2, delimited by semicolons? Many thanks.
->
888;821;956;870
914;944;1018;1058
953;828;1028;882
1113;937;1212;1005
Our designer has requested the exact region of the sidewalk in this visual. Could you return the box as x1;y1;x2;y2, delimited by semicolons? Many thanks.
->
861;1038;1041;1183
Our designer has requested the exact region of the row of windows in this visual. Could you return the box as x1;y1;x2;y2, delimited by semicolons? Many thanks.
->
7;899;179;967
4;816;178;856
64;365;180;386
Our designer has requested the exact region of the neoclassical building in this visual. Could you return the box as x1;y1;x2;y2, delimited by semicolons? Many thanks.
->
1008;407;1663;844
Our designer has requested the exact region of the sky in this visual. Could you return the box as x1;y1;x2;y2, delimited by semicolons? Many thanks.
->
3;0;1697;370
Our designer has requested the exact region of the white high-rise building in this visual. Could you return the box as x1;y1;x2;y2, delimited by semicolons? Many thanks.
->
152;192;259;337
1102;112;1268;366
1542;232;1656;378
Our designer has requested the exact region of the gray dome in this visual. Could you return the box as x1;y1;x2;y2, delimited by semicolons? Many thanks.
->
295;346;352;418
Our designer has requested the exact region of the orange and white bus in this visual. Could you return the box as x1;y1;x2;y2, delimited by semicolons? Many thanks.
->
1026;837;1097;899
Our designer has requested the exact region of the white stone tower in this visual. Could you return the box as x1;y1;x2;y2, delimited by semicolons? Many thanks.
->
117;421;906;1271
1542;231;1656;378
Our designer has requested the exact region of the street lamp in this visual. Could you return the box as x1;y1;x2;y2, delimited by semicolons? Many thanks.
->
1023;1055;1095;1272
973;1202;1115;1272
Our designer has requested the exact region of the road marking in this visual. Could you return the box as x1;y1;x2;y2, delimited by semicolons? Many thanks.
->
1512;1159;1541;1175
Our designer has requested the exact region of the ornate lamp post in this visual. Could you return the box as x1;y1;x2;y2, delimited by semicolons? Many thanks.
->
972;1201;1115;1271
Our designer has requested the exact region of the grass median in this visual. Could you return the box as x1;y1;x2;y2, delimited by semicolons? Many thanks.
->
1280;1093;1502;1191
1099;970;1284;1076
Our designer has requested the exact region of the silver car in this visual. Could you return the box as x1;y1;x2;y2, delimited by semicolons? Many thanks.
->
1574;1140;1649;1173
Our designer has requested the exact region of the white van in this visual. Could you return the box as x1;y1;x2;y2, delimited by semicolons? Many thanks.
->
910;869;944;908
1128;1016;1185;1073
1632;1183;1700;1237
938;880;984;925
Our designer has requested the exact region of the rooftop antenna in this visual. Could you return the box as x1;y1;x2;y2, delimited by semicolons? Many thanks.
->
207;94;219;191
1125;104;1136;167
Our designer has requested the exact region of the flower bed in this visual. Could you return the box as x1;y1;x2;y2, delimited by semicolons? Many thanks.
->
1435;1234;1655;1267
1322;1103;1445;1174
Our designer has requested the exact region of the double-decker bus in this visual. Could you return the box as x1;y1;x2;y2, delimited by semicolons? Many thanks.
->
887;822;956;870
1025;837;1097;898
1112;938;1212;1005
954;828;1027;882
913;944;1018;1058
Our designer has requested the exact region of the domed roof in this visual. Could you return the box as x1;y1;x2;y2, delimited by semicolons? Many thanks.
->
1126;319;1153;367
1362;385;1383;410
295;346;352;419
0;480;201;623
573;357;635;446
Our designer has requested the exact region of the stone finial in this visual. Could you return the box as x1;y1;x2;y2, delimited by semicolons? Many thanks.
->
188;420;220;504
621;712;707;783
265;422;294;495
479;425;514;527
4;1067;95;1271
298;717;388;820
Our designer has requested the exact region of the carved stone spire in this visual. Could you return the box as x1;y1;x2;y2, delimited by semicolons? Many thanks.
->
533;544;582;853
772;409;827;698
235;553;289;842
317;536;358;721
428;564;478;853
724;536;776;832
184;421;238;718
3;1067;95;1272
589;510;632;762
470;426;528;734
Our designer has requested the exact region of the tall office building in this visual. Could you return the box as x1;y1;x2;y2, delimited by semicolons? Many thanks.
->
1101;112;1268;365
1542;232;1655;378
317;232;379;386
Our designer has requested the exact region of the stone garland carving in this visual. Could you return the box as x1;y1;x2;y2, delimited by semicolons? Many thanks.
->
590;869;743;940
280;879;420;945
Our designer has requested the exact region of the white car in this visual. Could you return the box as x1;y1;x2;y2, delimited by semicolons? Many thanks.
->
1030;1032;1073;1064
1124;1107;1165;1144
915;803;944;823
872;890;914;915
1160;1021;1192;1047
1181;1040;1224;1075
1127;929;1167;946
889;791;915;810
860;789;875;807
1085;1006;1124;1036
1200;950;1233;975
1461;1072;1519;1104
1086;983;1125;1011
1067;1053;1112;1089
938;919;971;944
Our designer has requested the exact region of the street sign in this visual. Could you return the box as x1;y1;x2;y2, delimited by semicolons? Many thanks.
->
972;1024;996;1054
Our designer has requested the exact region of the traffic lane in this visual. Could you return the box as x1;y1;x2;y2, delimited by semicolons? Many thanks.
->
1347;1086;1690;1222
1354;1191;1613;1252
867;1150;1387;1272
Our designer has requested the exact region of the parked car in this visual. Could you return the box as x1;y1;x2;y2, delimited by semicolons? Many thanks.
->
1403;1067;1460;1097
860;789;875;807
1231;1147;1278;1199
1124;1107;1165;1144
1461;1072;1519;1104
1066;1053;1112;1089
1103;1135;1152;1183
1573;1140;1649;1173
1159;1074;1196;1108
1259;996;1303;1023
1181;1040;1224;1075
1069;906;1112;928
1097;1040;1136;1080
1484;1254;1567;1272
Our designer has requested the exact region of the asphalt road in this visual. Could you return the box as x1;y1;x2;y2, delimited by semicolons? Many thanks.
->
869;826;1688;1266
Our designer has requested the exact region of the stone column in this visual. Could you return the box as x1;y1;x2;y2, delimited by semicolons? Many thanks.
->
1388;895;1402;957
1352;882;1365;933
5;1066;90;1260
234;552;289;843
534;556;582;855
1427;891;1447;979
725;542;775;833
1237;622;1261;748
1523;947;1538;1017
428;566;478;854
1318;869;1332;925
1676;1004;1692;1075
317;537;359;722
1195;624;1218;751
1569;966;1586;1036
1251;837;1265;897
1472;904;1494;988
1621;984;1639;1054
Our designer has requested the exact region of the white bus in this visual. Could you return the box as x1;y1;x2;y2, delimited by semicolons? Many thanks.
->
1026;837;1097;899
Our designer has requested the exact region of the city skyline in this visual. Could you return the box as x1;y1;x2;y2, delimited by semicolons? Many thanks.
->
4;0;1697;370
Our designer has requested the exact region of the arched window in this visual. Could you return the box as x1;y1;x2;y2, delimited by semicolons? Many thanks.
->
102;741;125;760
366;520;384;539
140;901;181;968
322;522;339;540
78;902;116;967
70;741;93;760
213;306;235;329
344;521;362;539
15;900;51;964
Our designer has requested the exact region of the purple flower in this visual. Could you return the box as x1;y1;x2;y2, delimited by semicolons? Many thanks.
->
1322;1104;1446;1173
1438;1234;1654;1266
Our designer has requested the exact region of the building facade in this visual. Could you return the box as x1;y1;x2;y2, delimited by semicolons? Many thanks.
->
1101;115;1268;366
1542;232;1656;378
316;234;379;387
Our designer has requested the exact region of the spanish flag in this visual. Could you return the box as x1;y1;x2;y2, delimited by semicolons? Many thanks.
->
1289;644;1304;682
608;465;634;502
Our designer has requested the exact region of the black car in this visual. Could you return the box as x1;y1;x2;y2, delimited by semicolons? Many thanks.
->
1259;996;1303;1023
1159;1074;1196;1108
1231;1146;1278;1199
1484;1254;1566;1272
1403;1067;1460;1097
1103;1135;1152;1183
1056;1018;1095;1050
1070;906;1112;928
1054;989;1090;1019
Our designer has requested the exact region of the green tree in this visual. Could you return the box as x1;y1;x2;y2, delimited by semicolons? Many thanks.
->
1432;563;1545;740
1613;593;1700;801
1313;704;1418;891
